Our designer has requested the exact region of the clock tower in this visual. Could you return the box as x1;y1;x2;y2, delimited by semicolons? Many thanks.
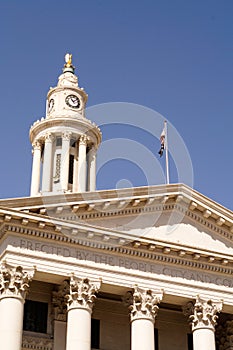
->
29;54;102;196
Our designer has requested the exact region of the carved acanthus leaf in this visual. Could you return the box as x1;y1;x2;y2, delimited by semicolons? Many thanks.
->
66;275;101;311
0;263;34;299
52;279;70;321
189;295;223;331
129;286;163;322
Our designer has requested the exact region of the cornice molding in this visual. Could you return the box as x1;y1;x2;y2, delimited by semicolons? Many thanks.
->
29;116;101;146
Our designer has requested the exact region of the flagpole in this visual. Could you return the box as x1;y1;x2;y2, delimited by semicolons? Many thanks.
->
164;120;170;184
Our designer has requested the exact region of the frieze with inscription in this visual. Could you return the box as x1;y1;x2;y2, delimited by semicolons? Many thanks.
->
5;236;233;289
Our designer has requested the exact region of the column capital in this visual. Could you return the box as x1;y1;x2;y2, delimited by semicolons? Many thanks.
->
127;286;163;322
52;280;70;321
32;139;42;151
185;295;223;332
44;132;54;143
79;134;89;146
62;131;72;141
0;263;35;300
66;275;101;312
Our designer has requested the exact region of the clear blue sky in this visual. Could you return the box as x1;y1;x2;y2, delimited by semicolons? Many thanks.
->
0;0;232;210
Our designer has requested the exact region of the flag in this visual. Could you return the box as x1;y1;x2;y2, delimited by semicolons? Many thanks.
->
158;126;165;157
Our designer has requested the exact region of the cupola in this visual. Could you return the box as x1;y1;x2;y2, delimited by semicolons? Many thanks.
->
29;54;102;196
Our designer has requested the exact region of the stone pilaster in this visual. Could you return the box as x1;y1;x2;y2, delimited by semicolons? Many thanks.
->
52;280;70;350
183;296;223;350
0;263;34;350
66;275;101;350
52;279;70;322
127;286;163;350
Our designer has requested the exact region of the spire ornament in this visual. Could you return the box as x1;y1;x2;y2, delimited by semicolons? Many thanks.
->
63;53;75;73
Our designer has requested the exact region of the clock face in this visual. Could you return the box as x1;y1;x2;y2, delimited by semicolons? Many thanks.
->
65;94;80;109
48;98;54;113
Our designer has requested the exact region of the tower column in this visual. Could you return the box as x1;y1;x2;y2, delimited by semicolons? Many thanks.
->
78;135;88;192
0;263;34;350
87;146;97;191
128;286;163;350
184;296;223;350
30;140;42;196
72;143;79;192
42;132;54;192
61;132;71;192
66;275;101;350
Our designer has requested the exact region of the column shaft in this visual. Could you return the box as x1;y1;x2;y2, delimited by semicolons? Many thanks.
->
77;135;87;192
0;297;24;350
30;141;42;196
42;133;53;192
66;308;91;350
131;318;155;350
87;146;97;191
61;132;71;191
193;328;215;350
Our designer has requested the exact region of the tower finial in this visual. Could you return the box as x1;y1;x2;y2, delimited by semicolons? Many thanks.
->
63;53;75;73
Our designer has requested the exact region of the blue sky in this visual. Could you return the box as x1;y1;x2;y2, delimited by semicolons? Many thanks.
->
0;0;232;210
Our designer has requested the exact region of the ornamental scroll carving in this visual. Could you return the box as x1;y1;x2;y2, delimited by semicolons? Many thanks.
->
62;131;72;141
127;286;163;322
0;263;34;299
44;132;54;143
185;296;223;332
66;275;101;312
32;140;42;151
79;134;89;146
52;280;70;321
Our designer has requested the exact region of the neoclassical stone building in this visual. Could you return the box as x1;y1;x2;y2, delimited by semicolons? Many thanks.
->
0;54;232;350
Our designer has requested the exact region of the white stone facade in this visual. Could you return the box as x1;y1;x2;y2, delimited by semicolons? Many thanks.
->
0;55;232;350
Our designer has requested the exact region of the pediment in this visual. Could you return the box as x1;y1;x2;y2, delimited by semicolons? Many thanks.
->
129;222;233;255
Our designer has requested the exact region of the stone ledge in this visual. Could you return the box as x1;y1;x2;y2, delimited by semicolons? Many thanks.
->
22;335;53;350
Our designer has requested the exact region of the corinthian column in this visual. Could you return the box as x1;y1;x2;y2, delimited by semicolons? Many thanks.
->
0;263;34;350
184;296;223;350
30;140;42;196
128;286;163;350
66;275;101;350
42;132;54;192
